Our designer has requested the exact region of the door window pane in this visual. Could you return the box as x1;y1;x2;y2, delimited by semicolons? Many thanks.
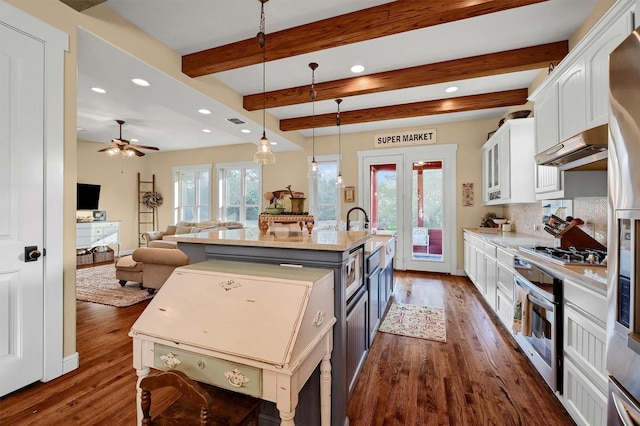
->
412;161;443;261
370;164;397;232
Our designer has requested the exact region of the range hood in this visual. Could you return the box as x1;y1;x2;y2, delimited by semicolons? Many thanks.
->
535;124;608;171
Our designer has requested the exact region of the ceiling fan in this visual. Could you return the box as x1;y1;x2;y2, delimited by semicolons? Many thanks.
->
98;119;160;157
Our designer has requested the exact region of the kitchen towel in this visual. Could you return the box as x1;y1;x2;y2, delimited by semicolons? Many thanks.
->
513;286;532;337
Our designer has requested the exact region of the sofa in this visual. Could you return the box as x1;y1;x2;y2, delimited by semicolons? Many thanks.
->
143;220;244;248
115;247;190;293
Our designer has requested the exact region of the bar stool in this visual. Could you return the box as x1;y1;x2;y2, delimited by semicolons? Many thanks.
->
140;370;261;425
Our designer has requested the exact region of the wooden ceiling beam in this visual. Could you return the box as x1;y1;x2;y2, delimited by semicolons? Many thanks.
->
182;0;547;77
244;42;566;110
279;89;529;131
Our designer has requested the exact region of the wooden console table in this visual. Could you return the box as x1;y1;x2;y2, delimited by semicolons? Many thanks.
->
259;214;314;234
130;260;335;426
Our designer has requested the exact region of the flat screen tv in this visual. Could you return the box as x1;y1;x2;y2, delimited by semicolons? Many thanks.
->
77;183;101;210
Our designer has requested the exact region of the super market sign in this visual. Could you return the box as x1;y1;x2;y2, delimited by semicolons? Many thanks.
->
374;129;437;148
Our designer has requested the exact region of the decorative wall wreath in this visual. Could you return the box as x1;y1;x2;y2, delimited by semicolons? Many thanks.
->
142;191;163;209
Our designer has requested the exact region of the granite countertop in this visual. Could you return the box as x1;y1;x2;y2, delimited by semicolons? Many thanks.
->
464;228;607;292
165;227;371;252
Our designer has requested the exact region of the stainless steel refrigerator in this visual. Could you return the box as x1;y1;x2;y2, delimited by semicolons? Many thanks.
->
607;24;640;424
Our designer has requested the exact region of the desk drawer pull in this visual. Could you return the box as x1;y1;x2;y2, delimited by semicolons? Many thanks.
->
159;353;182;369
224;369;250;388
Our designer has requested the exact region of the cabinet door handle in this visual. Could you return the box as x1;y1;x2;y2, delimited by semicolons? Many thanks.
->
159;353;182;369
224;369;249;387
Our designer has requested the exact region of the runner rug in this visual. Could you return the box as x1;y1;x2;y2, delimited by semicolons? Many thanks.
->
378;302;446;342
76;263;153;307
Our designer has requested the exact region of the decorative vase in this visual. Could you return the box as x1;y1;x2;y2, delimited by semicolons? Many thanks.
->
290;197;306;213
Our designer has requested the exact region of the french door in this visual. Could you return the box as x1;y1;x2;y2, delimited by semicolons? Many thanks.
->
359;145;457;274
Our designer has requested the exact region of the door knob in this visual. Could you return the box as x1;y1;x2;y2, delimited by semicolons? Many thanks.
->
25;246;41;262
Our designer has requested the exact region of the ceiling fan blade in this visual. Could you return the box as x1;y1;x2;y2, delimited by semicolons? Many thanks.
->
111;138;129;145
130;147;145;157
97;145;118;152
130;144;159;151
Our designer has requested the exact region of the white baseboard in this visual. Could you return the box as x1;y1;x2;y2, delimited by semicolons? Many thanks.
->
62;352;79;374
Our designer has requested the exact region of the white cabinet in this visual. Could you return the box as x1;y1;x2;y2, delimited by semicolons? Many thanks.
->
529;0;634;199
558;58;587;142
463;232;500;310
585;10;633;128
484;243;497;311
76;221;120;252
562;278;608;426
495;247;515;330
482;118;536;205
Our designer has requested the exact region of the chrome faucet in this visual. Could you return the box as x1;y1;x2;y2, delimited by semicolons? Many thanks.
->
346;207;369;231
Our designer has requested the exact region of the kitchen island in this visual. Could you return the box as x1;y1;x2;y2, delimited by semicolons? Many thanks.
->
165;227;372;426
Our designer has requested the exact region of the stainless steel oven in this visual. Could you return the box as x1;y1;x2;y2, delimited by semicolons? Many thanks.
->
513;257;563;394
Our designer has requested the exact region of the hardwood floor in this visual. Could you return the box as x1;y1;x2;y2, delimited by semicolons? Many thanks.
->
347;271;574;426
0;271;574;425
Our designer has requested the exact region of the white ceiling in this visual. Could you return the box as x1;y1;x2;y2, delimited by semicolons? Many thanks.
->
76;0;600;153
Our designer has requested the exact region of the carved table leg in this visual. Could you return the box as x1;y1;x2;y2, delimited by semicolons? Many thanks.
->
135;367;150;426
259;218;270;234
279;410;296;426
306;221;314;234
320;352;332;426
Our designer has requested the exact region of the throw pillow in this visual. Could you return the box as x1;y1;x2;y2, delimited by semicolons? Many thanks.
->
175;225;194;235
165;225;177;236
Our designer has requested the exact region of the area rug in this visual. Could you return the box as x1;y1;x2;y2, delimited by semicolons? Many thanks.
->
76;263;153;307
378;302;446;342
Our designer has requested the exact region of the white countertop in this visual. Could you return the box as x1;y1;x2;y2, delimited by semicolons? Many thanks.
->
165;227;371;252
464;228;607;292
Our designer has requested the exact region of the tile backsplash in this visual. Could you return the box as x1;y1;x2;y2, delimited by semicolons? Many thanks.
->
504;197;608;246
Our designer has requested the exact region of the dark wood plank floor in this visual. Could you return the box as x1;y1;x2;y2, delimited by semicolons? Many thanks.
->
0;270;574;425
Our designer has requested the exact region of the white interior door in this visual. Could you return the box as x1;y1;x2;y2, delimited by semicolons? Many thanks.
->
0;19;46;397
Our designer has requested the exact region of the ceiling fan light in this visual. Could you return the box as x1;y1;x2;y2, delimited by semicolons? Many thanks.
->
123;148;136;157
107;147;119;156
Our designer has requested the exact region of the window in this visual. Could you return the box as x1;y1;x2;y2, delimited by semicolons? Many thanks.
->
172;164;211;223
218;162;261;227
308;154;340;228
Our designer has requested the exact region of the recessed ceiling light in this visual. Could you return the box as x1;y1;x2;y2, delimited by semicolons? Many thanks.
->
445;86;459;93
131;78;150;87
198;109;212;115
91;87;106;94
241;129;251;134
270;141;277;146
202;129;212;133
350;65;365;74
130;138;139;142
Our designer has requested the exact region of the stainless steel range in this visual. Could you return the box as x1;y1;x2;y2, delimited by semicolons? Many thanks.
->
520;246;608;267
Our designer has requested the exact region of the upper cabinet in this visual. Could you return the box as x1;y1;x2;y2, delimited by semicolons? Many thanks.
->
529;0;635;199
482;118;536;205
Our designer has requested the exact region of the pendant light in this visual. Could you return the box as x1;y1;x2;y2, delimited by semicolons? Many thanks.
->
307;62;319;179
335;98;344;186
253;0;275;165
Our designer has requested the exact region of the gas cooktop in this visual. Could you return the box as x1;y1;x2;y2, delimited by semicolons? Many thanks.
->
520;246;608;266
